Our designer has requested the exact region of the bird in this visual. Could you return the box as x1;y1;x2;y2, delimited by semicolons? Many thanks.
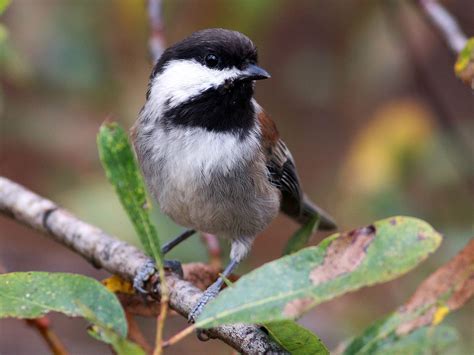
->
131;28;336;323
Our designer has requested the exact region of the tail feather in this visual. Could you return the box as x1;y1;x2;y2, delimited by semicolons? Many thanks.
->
295;195;337;231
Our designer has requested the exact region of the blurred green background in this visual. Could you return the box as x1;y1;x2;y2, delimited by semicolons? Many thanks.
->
1;0;472;354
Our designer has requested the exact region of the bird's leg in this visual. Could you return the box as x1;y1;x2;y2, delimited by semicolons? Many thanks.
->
188;258;239;323
161;229;196;254
133;229;196;294
188;237;252;322
187;238;253;341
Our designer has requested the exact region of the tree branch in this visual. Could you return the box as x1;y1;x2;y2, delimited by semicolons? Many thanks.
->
0;176;286;355
384;2;474;193
416;0;467;54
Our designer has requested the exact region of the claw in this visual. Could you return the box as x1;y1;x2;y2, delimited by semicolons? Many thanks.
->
133;258;185;296
151;259;184;294
133;259;156;295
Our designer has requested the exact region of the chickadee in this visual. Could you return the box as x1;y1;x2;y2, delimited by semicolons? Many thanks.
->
132;28;336;322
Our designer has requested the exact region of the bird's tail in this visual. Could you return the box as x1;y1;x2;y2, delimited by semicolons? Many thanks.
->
295;195;337;231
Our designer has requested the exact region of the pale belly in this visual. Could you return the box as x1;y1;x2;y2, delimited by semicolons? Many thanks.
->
134;124;281;238
155;161;280;238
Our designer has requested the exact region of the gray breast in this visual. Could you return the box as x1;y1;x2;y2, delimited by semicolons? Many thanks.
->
134;121;280;239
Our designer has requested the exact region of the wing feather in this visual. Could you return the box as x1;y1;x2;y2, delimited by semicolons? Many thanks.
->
258;109;336;230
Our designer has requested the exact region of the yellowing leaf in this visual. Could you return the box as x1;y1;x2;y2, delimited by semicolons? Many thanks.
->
432;305;449;326
454;38;474;89
102;275;134;295
341;239;474;354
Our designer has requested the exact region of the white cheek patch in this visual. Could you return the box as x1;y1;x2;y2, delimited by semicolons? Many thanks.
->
148;59;241;115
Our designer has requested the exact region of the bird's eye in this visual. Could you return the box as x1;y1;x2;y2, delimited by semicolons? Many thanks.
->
205;54;219;68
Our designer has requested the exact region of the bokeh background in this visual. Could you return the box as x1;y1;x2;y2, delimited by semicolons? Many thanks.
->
1;0;473;354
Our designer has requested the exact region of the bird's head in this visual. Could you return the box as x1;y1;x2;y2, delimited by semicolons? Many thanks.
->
144;28;270;133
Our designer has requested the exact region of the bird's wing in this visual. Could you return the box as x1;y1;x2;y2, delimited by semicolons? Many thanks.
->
258;110;337;230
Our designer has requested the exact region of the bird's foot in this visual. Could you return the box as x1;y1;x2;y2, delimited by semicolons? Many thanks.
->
133;259;184;295
133;259;156;295
163;259;184;278
188;282;221;323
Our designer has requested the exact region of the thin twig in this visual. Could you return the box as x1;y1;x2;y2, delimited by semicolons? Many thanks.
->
153;288;168;355
26;317;69;355
162;324;196;349
415;0;474;90
417;0;467;54
0;177;285;354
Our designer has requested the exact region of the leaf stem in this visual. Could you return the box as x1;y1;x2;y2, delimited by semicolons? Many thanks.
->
26;317;69;355
153;268;169;355
161;324;196;349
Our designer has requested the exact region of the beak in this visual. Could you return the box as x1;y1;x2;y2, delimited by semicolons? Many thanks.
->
238;64;271;81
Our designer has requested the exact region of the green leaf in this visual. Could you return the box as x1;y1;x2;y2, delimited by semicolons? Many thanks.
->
196;216;442;328
89;327;146;355
455;38;474;73
97;122;162;264
275;219;327;355
265;320;329;355
79;303;144;355
0;0;11;15
343;325;459;355
283;215;319;255
376;326;459;355
0;272;127;337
